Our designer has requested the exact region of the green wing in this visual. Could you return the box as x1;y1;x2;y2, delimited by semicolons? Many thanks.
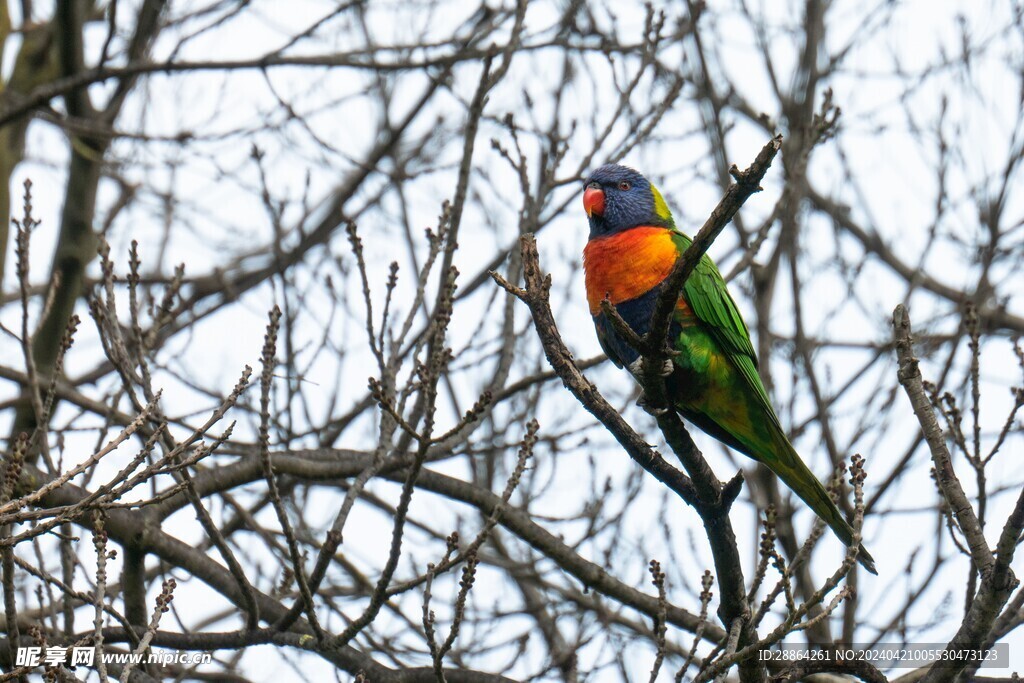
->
669;231;778;421
666;232;879;574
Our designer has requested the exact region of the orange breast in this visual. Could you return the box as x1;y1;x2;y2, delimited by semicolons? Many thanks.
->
583;227;679;315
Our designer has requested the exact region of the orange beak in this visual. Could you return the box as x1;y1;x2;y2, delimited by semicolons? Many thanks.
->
583;187;605;217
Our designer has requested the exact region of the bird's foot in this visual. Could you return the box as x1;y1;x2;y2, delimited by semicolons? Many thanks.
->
643;356;674;377
636;392;669;416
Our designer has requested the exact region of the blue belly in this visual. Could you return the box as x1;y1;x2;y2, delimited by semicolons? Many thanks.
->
593;284;682;367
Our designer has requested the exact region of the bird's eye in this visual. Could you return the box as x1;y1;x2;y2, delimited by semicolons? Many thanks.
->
587;181;600;190
618;181;631;191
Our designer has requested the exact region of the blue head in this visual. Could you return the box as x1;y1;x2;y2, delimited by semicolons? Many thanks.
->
582;164;675;238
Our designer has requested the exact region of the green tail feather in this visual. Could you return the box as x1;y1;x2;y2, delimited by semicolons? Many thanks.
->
676;406;877;574
771;438;877;575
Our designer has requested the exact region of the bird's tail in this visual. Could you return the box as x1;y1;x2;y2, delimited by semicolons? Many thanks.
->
769;436;877;575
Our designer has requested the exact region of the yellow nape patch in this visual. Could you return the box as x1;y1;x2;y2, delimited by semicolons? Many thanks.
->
651;184;673;222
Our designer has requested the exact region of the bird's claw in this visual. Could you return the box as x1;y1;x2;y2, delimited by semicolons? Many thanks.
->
636;392;669;416
638;356;674;378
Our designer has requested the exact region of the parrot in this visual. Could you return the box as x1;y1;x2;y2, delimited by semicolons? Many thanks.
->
581;163;876;575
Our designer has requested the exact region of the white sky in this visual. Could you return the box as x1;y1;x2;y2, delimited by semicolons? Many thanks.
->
0;0;1021;680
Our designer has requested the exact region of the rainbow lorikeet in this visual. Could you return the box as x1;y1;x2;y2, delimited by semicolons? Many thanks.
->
581;164;876;574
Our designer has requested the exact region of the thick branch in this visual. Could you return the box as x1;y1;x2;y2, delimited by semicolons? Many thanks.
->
892;305;992;572
894;305;1019;683
645;134;782;351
